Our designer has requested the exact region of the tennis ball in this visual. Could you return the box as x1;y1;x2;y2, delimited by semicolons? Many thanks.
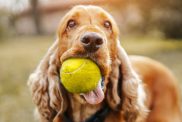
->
60;58;101;93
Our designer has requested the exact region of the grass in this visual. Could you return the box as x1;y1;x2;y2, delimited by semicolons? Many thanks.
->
0;35;182;122
0;36;53;122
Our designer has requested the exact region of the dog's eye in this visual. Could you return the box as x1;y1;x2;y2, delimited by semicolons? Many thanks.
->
104;21;112;29
67;20;77;29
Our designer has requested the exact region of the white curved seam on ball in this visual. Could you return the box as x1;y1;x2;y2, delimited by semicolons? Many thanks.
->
61;61;86;74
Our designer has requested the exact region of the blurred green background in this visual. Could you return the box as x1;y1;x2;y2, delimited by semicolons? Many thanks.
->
0;0;182;122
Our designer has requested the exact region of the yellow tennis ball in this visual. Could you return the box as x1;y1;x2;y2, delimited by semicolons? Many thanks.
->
60;58;101;93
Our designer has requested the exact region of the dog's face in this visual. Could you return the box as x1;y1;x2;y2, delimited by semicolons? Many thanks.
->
57;6;119;105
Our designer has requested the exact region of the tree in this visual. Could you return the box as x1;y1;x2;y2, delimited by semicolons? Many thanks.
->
30;0;42;34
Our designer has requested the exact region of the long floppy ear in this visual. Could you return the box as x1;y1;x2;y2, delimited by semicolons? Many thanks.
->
116;40;147;121
106;57;121;110
28;39;67;122
106;39;147;121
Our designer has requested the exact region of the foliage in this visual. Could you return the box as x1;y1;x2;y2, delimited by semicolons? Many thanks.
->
112;0;182;39
137;0;182;38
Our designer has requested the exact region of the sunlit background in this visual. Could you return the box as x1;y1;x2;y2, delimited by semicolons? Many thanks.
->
0;0;182;122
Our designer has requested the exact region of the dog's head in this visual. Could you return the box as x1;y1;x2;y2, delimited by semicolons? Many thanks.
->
57;5;120;105
58;5;119;76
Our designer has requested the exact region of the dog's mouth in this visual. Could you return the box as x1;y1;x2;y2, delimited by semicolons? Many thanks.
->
61;53;107;104
80;78;104;105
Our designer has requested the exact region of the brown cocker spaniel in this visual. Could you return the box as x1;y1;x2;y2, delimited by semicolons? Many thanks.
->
28;5;182;122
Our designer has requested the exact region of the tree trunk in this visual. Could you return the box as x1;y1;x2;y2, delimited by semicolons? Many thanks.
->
30;0;42;34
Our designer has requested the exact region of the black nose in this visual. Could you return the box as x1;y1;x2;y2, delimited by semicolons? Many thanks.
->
81;32;103;53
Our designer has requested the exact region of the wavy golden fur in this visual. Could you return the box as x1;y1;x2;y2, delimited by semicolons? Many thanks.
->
28;5;181;122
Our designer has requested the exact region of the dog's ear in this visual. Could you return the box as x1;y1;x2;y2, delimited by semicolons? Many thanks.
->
106;57;121;110
107;40;147;121
28;39;67;121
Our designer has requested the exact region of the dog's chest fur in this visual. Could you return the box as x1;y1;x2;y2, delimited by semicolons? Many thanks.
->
68;94;102;122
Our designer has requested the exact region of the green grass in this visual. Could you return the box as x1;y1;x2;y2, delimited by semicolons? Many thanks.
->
0;36;53;122
0;36;181;122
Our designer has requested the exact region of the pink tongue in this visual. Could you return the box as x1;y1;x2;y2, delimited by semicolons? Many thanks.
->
82;82;104;104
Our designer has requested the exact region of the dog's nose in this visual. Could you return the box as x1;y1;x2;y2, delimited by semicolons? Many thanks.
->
81;32;103;53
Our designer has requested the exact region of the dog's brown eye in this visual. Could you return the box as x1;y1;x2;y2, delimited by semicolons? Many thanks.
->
67;20;76;29
104;21;111;29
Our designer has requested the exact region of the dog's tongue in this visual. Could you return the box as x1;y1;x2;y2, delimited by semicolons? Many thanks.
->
82;82;104;104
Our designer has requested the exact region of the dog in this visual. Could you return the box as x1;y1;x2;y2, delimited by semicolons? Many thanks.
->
28;5;181;122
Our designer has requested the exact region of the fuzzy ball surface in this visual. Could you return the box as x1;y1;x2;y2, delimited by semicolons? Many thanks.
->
60;58;101;93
